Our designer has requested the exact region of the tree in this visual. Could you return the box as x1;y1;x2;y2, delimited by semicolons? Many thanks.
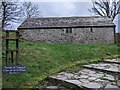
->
21;2;41;19
90;0;120;21
0;1;41;30
0;3;2;19
1;1;21;30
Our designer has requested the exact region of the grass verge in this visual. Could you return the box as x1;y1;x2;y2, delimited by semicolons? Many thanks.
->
2;39;120;88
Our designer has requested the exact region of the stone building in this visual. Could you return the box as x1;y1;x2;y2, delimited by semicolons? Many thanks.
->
18;16;115;44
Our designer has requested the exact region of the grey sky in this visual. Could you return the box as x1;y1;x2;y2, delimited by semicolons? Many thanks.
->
13;2;119;32
38;2;93;17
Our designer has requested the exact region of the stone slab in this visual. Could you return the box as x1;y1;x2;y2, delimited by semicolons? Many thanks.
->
81;82;101;89
65;80;82;86
84;63;120;73
104;58;120;64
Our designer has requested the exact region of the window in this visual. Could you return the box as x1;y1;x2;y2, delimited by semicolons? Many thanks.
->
66;28;72;33
90;27;93;32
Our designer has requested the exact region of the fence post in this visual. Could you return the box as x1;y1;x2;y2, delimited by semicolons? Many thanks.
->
5;31;9;65
16;31;19;65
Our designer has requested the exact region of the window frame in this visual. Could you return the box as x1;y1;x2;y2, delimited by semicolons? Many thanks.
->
65;28;72;33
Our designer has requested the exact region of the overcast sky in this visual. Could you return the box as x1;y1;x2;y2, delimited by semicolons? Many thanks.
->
38;2;93;17
13;1;119;32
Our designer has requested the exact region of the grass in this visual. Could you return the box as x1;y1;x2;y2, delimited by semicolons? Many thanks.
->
2;32;120;88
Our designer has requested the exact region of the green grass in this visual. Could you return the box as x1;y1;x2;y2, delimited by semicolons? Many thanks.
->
2;35;120;88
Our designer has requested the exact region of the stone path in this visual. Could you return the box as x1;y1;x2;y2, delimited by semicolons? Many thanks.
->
84;63;120;73
47;58;120;90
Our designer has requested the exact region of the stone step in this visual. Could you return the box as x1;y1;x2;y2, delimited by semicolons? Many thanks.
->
47;69;120;89
103;58;120;64
83;63;120;74
38;86;69;90
45;86;69;90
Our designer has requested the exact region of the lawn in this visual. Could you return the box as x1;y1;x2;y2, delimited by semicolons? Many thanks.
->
2;37;120;88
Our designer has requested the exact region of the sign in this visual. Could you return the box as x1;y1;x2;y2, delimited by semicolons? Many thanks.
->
2;65;26;74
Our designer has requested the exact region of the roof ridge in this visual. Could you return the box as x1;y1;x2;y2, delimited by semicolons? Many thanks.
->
26;16;108;19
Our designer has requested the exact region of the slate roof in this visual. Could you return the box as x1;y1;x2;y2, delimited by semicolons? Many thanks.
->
18;16;115;29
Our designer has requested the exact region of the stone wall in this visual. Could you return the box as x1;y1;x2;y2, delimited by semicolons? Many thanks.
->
19;27;114;44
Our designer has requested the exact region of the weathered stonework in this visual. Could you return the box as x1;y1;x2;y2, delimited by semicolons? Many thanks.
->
18;16;115;44
19;27;114;44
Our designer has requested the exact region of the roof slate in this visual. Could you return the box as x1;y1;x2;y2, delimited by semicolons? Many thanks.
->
18;16;115;29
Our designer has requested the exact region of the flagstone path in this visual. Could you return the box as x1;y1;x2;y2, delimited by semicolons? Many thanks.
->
46;58;120;90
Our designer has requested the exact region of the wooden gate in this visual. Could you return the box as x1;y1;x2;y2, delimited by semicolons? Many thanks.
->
2;30;20;66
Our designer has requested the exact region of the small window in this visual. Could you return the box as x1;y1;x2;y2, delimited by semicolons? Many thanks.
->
66;28;72;33
90;27;93;32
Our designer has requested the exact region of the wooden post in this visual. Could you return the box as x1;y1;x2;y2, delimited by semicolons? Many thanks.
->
5;31;9;65
16;31;19;65
11;51;14;63
113;26;116;44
